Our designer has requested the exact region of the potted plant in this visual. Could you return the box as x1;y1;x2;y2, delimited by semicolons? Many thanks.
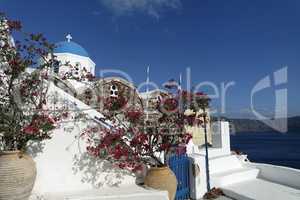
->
0;13;61;200
82;82;210;200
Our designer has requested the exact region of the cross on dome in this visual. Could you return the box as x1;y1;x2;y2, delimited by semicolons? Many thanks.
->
66;34;72;42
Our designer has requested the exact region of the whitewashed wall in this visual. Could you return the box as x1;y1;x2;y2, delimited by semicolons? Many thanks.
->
28;82;136;198
54;53;96;76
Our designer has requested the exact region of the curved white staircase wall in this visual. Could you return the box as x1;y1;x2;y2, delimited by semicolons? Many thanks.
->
28;82;136;197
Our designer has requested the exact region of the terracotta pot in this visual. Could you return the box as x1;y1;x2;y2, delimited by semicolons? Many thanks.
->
144;166;177;200
0;151;37;200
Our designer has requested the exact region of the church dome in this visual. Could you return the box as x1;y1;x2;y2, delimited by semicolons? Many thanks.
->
54;41;89;57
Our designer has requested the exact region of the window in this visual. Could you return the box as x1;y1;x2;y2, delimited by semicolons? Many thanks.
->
110;85;118;97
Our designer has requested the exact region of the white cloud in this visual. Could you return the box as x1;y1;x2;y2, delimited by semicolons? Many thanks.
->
98;0;181;18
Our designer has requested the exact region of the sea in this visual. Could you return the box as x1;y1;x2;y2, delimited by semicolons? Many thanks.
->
230;132;300;170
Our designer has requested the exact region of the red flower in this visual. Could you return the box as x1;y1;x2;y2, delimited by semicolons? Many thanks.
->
112;144;126;160
181;90;190;98
23;125;39;135
185;114;196;126
195;119;204;126
7;20;22;30
85;73;95;81
97;96;102;103
53;116;61;122
160;143;171;151
183;133;192;144
41;73;48;80
87;146;99;157
104;96;127;111
47;116;56;125
118;163;126;169
161;98;178;112
195;92;205;96
176;145;187;155
91;127;99;133
126;109;142;123
132;164;143;172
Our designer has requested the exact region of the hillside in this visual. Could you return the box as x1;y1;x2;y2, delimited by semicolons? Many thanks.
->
227;116;300;133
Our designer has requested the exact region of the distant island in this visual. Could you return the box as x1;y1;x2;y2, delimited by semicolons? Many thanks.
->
224;116;300;133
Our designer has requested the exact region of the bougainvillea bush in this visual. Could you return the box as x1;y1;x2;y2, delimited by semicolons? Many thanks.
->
0;13;61;151
83;83;210;172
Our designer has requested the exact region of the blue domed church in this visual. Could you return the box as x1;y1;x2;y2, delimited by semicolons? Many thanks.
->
53;34;95;79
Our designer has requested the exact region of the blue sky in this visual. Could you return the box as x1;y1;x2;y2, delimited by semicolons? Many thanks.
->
1;0;300;118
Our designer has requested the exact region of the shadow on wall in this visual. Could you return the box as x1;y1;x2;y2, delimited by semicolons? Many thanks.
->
72;151;134;188
27;141;46;158
26;89;137;190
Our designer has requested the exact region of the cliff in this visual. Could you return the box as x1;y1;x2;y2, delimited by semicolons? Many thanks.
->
227;116;300;133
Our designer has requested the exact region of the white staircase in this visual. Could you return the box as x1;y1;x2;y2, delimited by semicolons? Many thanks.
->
209;155;300;200
189;120;300;200
209;155;259;188
211;167;259;187
222;178;300;200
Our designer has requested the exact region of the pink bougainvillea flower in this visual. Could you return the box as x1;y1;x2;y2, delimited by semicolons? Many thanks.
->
23;125;39;135
125;109;143;123
46;116;56;125
7;20;22;30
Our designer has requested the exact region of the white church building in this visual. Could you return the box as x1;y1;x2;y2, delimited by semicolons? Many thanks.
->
54;34;95;77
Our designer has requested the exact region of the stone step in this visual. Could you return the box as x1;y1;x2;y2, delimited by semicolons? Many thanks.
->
222;178;300;200
211;167;259;187
209;155;243;174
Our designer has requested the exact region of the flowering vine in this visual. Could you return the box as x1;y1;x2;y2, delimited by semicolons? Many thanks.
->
82;80;210;172
0;13;63;151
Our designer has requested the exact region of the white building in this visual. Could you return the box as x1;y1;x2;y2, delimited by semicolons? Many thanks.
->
28;35;300;200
